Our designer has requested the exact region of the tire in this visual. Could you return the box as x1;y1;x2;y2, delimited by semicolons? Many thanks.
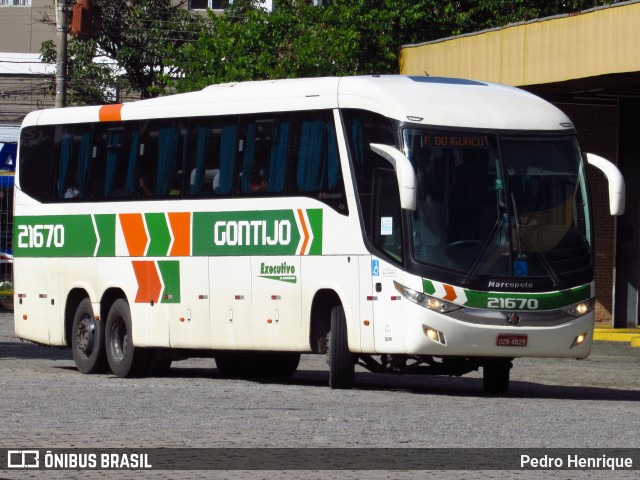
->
328;305;354;389
105;299;150;378
483;359;512;395
71;298;108;374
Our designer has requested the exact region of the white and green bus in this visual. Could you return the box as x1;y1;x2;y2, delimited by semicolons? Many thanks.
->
14;75;624;393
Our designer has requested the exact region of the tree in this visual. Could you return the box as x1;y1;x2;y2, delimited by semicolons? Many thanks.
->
42;0;620;103
172;0;618;92
41;0;203;105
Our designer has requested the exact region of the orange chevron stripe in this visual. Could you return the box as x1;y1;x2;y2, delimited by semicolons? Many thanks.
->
297;209;309;255
99;104;123;122
443;284;457;302
168;212;191;256
132;261;161;304
119;213;148;257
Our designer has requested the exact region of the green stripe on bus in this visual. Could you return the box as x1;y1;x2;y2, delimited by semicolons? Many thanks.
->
94;214;116;256
145;213;171;257
464;284;591;310
14;215;96;257
158;260;180;303
421;278;591;311
191;209;323;256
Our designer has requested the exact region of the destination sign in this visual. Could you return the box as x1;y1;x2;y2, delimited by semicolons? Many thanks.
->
422;134;487;148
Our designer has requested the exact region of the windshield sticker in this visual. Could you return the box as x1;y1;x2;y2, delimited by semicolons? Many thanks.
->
380;217;393;236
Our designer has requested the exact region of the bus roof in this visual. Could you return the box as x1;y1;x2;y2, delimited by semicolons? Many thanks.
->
23;75;572;132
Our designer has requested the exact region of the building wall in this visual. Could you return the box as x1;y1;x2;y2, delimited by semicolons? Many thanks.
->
0;0;55;54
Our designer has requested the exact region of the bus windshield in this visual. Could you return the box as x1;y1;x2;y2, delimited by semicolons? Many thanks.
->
403;129;592;282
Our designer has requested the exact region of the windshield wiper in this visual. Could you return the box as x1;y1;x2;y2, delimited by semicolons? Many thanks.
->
461;216;504;286
510;193;560;287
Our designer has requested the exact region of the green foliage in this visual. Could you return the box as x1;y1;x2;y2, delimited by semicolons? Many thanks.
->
42;0;620;103
42;0;202;105
172;0;619;92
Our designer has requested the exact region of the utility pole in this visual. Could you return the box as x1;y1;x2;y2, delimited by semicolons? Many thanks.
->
55;0;67;108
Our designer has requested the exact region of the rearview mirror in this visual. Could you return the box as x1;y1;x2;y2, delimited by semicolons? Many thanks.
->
370;143;416;210
584;153;625;216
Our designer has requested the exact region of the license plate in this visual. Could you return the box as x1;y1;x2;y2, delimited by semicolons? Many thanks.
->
496;334;528;347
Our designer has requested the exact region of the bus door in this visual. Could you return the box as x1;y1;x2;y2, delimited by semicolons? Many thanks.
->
370;168;405;353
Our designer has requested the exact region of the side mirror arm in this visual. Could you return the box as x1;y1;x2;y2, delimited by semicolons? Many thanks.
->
370;143;417;211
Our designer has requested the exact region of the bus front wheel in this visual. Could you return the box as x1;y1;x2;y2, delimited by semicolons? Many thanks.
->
328;305;354;389
71;298;107;374
105;299;150;378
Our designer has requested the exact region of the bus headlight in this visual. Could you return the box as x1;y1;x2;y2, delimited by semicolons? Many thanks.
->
571;332;588;348
562;299;595;317
394;281;461;313
422;325;446;345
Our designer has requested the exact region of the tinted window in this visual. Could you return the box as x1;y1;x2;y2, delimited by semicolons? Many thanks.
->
19;126;54;202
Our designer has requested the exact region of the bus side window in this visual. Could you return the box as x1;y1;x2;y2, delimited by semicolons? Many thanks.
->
19;126;54;202
343;109;396;240
104;126;137;199
289;111;347;214
372;168;403;262
137;120;187;198
237;115;288;195
53;125;92;200
187;117;238;197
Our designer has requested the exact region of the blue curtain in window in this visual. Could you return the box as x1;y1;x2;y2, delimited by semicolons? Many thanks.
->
351;120;364;169
57;135;72;198
326;122;339;190
192;126;209;194
77;133;91;197
125;129;139;196
155;127;179;195
241;123;255;193
268;121;289;192
105;130;122;197
218;124;237;194
297;120;325;191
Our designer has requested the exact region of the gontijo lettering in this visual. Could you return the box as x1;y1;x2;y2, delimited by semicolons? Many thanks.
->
214;219;291;247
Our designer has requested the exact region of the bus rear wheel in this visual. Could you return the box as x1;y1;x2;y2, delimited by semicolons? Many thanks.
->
105;299;150;378
71;298;107;374
328;305;354;389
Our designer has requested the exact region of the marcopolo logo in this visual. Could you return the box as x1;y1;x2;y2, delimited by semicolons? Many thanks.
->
193;209;323;257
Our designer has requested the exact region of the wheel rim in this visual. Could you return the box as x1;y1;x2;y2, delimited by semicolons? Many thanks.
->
109;316;127;363
76;314;95;356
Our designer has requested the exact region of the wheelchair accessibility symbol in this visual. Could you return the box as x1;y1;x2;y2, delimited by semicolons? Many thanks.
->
372;260;380;276
514;260;528;277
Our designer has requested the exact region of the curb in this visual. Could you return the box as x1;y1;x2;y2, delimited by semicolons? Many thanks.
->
593;327;640;347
